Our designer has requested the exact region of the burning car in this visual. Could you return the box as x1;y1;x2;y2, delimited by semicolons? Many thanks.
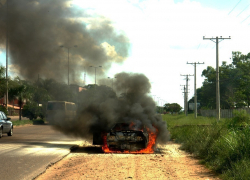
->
102;122;151;152
107;122;149;151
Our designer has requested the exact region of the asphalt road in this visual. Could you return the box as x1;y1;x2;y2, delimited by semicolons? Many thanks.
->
0;124;82;180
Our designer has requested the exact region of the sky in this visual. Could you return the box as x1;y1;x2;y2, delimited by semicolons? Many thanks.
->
1;0;250;108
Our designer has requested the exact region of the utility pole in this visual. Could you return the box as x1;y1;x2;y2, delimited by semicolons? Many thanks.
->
160;99;163;114
203;36;231;121
89;66;102;87
157;97;160;113
180;85;186;114
60;45;77;85
84;72;86;86
108;76;116;90
187;62;204;118
181;74;193;116
6;0;9;111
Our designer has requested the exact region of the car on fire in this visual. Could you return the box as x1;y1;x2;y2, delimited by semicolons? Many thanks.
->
0;111;13;138
105;122;149;152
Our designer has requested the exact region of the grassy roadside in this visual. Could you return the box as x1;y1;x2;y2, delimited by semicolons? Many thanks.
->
12;119;45;126
162;113;225;128
163;112;250;180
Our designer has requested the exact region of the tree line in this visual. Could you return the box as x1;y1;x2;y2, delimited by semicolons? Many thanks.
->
0;66;78;119
188;51;250;110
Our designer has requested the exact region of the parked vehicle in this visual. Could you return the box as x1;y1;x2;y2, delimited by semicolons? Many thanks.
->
0;111;13;138
46;101;76;124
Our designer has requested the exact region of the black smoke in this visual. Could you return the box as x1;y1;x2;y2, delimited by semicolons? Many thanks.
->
0;0;129;83
52;72;170;144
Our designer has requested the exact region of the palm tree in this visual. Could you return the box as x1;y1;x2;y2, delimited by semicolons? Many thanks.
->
9;77;33;120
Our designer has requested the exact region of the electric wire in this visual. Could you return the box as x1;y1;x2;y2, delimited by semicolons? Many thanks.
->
197;43;201;50
241;14;250;23
236;4;250;17
228;0;242;15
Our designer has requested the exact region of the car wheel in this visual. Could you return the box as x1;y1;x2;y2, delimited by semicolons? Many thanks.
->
7;127;13;136
0;127;2;138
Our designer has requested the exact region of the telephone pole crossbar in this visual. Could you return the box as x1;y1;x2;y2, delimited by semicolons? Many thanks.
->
203;36;231;121
187;62;204;118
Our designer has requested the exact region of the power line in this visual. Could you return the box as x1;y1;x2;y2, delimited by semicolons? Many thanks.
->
236;4;250;17
197;43;201;50
228;0;242;15
241;14;250;23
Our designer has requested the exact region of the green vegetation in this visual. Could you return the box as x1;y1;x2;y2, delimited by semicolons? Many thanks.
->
12;119;45;126
164;111;250;180
163;113;221;128
22;102;45;120
164;103;182;114
188;51;250;109
0;105;7;115
0;64;80;119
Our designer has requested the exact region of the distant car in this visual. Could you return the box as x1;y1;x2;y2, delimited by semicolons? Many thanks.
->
0;111;13;138
106;122;149;151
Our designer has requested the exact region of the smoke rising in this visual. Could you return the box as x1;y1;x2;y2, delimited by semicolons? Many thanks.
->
0;0;129;83
52;72;170;144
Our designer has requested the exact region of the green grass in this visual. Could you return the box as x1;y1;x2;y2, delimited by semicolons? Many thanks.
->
163;112;250;180
162;113;225;128
12;119;45;126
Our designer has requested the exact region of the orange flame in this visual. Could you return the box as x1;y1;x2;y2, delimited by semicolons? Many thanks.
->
102;127;158;154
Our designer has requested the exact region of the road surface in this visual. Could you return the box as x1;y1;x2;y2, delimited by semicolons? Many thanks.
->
36;141;221;180
0;124;82;180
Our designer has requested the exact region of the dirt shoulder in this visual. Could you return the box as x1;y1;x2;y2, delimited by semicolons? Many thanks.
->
36;141;220;180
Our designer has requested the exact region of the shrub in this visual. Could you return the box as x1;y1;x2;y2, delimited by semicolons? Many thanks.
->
166;112;250;180
221;158;250;180
227;110;250;130
0;105;8;115
22;102;45;120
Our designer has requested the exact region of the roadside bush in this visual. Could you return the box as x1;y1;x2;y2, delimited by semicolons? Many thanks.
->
226;110;250;130
206;127;250;172
22;102;45;120
221;158;250;180
170;124;222;158
0;105;8;115
166;111;250;180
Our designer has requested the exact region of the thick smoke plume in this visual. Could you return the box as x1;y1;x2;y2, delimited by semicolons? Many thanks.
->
0;0;129;83
52;72;170;144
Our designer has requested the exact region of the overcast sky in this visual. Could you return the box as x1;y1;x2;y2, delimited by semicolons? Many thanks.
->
1;0;250;108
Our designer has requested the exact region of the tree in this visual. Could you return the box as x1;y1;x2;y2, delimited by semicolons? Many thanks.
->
32;87;51;105
8;77;33;120
37;78;75;102
0;66;6;98
231;51;250;107
197;51;250;109
164;103;182;114
22;101;44;120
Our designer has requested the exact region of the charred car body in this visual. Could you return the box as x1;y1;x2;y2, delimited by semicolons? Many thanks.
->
105;122;149;151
